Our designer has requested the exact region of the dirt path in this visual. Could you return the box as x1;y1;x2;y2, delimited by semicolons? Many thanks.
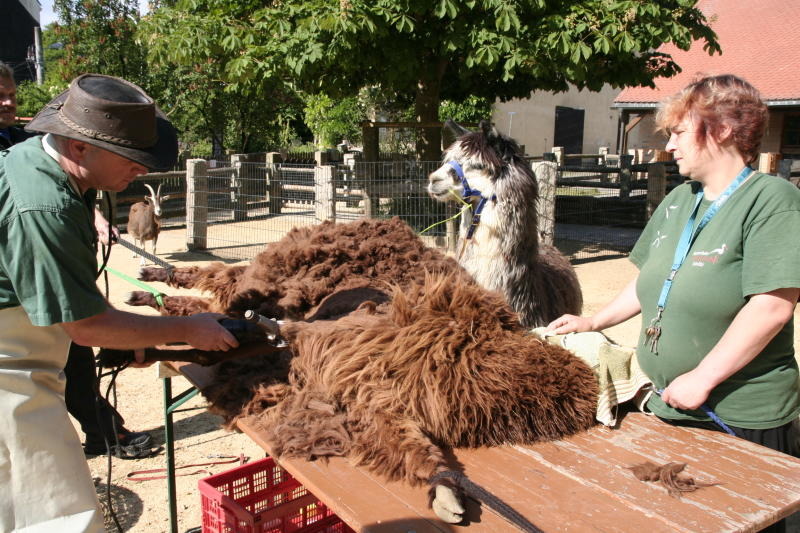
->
80;227;799;532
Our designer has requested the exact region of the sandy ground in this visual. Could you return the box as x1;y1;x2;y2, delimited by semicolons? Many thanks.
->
80;227;799;533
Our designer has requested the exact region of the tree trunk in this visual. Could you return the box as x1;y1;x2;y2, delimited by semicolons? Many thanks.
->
415;71;443;162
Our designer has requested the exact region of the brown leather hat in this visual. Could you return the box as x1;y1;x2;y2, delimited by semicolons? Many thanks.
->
25;73;177;171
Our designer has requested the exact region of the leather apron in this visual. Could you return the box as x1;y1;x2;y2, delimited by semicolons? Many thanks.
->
0;306;105;532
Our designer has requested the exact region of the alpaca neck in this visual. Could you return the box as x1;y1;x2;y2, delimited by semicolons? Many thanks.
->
458;201;538;293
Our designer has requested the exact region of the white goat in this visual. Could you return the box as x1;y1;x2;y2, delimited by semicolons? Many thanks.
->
127;183;169;265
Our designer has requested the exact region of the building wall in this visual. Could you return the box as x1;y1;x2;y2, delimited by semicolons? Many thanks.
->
626;110;790;157
1;0;40;83
492;84;620;157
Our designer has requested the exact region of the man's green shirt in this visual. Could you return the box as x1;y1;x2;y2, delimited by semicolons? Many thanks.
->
630;172;800;429
0;136;107;326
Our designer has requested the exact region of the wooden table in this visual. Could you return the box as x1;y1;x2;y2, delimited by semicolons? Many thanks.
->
164;362;800;533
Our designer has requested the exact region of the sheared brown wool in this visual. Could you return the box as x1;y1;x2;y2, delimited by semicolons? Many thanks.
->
203;273;598;487
132;217;466;318
628;461;718;498
130;218;598;490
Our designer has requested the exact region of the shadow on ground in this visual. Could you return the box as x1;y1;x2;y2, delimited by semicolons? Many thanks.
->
95;479;143;531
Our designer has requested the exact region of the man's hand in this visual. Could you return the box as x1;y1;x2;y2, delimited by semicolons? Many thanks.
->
94;208;120;246
183;313;240;352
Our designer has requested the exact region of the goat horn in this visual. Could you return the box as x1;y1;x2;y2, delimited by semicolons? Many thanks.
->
156;183;162;198
144;183;156;199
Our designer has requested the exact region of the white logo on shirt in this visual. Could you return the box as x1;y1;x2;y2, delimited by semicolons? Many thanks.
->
652;231;667;248
665;205;678;219
691;243;728;267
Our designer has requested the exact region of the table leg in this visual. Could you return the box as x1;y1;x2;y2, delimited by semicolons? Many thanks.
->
163;375;201;533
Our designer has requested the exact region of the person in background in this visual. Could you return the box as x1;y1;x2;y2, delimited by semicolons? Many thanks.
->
0;61;154;460
547;74;799;533
0;72;239;532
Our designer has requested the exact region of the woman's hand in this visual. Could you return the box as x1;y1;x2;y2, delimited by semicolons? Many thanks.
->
545;314;595;334
660;370;713;410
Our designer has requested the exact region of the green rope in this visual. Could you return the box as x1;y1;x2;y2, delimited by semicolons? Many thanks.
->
103;265;166;307
419;190;472;236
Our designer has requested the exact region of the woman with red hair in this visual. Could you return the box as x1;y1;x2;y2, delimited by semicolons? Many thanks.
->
548;75;800;517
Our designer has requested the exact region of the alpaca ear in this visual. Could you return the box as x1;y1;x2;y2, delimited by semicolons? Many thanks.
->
444;119;471;138
479;119;499;139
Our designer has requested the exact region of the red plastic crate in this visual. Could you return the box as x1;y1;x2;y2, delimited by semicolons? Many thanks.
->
199;457;355;533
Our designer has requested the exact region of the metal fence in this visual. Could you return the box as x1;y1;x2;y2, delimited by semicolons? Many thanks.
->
176;159;455;261
119;156;685;263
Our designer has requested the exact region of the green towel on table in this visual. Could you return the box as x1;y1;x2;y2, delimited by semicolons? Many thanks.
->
531;328;653;426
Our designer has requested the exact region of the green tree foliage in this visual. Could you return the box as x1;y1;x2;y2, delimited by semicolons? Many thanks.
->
14;82;57;119
142;0;719;160
304;94;362;148
51;0;147;82
138;0;307;155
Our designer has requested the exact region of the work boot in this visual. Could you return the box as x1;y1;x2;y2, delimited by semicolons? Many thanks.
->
84;428;157;459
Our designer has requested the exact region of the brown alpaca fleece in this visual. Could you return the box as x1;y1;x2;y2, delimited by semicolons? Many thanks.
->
136;217;466;319
206;273;598;488
628;462;718;498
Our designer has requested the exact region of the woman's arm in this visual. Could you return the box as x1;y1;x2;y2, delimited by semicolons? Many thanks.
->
546;275;642;334
661;287;799;410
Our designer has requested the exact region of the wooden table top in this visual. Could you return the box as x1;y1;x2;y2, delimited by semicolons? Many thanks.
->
176;362;800;533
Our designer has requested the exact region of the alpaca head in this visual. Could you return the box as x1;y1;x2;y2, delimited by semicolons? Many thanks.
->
427;119;524;204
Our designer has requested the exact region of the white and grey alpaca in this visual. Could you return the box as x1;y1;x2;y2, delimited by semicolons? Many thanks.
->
428;120;582;327
127;183;169;266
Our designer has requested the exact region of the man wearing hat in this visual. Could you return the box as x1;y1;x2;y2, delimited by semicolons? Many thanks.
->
0;73;239;532
1;61;156;462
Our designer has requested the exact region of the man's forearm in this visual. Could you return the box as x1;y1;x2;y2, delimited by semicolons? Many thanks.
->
60;307;189;349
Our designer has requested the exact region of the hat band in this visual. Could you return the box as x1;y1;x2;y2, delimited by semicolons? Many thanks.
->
57;107;153;149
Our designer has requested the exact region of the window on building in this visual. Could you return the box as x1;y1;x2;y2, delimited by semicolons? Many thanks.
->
782;114;800;156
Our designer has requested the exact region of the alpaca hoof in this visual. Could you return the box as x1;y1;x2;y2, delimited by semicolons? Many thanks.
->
139;266;167;282
125;291;155;307
432;484;464;524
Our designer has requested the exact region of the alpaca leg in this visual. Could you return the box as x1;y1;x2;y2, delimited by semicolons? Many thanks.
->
347;412;464;522
125;291;212;316
138;265;205;288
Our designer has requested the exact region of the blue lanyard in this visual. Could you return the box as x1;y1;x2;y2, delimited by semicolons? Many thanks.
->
655;166;753;313
645;166;753;354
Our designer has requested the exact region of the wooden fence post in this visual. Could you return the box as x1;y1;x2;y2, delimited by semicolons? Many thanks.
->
362;122;379;162
231;154;248;221
758;152;781;174
186;158;208;250
533;160;558;246
646;163;666;219
266;152;283;215
551;146;564;166
314;164;336;222
619;154;633;199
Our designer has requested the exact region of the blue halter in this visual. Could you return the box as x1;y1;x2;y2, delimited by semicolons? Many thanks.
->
447;160;496;239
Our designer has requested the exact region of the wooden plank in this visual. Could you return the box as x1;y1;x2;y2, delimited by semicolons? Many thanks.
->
172;363;800;533
237;423;451;532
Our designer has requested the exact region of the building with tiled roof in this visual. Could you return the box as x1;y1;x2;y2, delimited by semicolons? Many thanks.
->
615;0;800;159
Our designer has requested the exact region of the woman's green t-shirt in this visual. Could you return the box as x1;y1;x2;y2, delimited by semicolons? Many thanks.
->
630;172;800;429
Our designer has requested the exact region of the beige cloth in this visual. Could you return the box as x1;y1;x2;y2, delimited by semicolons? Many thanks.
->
532;328;653;426
0;306;105;532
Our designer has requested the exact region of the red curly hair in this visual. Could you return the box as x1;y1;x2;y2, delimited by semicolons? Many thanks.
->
656;74;768;164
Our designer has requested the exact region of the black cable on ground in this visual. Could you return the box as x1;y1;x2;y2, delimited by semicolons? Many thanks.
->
93;195;124;533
